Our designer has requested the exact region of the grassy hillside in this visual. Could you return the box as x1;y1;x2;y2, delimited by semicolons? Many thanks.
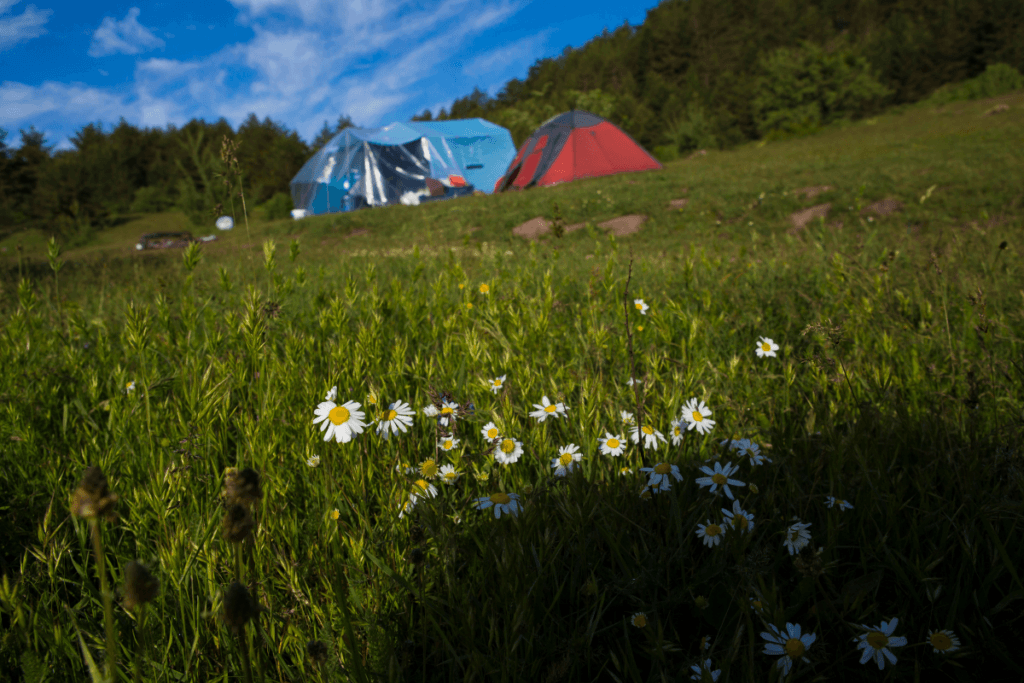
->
0;91;1022;683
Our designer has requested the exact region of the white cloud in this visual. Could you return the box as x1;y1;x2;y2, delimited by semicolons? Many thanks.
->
88;7;165;58
462;31;551;76
0;79;127;128
0;1;52;53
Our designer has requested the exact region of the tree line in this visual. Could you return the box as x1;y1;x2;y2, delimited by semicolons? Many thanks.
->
1;0;1021;242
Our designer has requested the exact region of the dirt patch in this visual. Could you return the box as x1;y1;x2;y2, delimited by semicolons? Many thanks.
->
512;217;553;239
828;221;844;231
984;103;1010;116
862;199;903;217
346;229;369;238
599;215;648;236
788;203;832;234
792;185;834;201
669;198;689;209
687;149;708;159
513;214;648;239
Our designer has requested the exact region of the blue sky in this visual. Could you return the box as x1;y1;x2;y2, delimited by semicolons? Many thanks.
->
0;0;665;150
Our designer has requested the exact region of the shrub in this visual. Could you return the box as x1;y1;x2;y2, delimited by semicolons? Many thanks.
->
926;63;1024;105
260;191;294;221
130;186;174;214
752;39;893;139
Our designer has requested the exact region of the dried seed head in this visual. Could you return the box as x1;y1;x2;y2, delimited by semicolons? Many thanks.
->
222;503;255;543
123;561;160;610
225;467;262;507
306;639;329;666
222;582;256;632
70;466;119;521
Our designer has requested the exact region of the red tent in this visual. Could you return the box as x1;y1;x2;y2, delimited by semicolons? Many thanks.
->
494;110;662;192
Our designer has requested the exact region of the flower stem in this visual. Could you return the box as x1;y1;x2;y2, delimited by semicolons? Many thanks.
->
89;519;117;682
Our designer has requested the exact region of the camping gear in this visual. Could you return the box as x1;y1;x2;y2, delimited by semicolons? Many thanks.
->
493;110;662;192
135;232;196;250
216;216;234;230
290;119;516;216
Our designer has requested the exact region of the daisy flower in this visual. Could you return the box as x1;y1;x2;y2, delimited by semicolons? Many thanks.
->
825;496;854;511
481;421;501;441
438;436;461;452
722;500;755;534
630;424;667;451
412;479;437;499
783;520;812;555
439;463;462;485
438;400;459;426
398;494;418;519
551;443;582;477
743;441;771;466
853;618;908;670
488;375;506;394
627;376;640;387
124;380;136;394
306;455;320;468
619;467;633;476
669;419;684;446
313;399;367;443
696;520;726;548
493;437;523;465
598;433;627;456
749;597;767;613
755;337;780;358
473;491;521;518
681;398;716;435
620;410;636;426
419;459;439;479
699;636;712;652
325;386;337;401
928;629;961;654
376;400;415;439
689;659;721;682
694;461;746;500
630;612;647;628
330;509;340;521
529;396;568;422
640;462;682;489
633;299;649;315
421;404;439;417
761;622;817;677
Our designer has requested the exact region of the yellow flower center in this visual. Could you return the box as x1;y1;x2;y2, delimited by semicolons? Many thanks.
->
674;427;681;435
441;406;453;415
330;509;340;520
735;514;749;530
930;633;952;650
640;489;652;499
500;439;515;454
458;283;464;289
784;638;805;659
692;411;704;422
712;473;727;485
635;302;643;310
867;632;889;649
633;614;647;627
445;471;458;481
490;492;511;505
751;600;763;610
559;453;573;466
480;284;489;293
414;479;430;492
544;404;557;413
636;325;643;331
491;379;501;387
385;409;397;421
443;440;453;449
329;406;350;425
420;460;438;478
706;524;722;536
487;427;498;438
642;426;653;435
654;463;671;474
607;438;620;449
762;342;771;352
466;302;473;309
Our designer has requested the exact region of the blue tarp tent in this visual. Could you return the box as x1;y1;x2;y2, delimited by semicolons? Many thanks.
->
290;118;516;217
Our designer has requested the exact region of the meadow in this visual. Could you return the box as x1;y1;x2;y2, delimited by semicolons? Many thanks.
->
1;90;1023;683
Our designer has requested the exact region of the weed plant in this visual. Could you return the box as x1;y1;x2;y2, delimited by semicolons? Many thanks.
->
0;93;1023;683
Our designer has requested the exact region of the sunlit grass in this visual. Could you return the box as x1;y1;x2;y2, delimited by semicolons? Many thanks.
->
1;91;1023;682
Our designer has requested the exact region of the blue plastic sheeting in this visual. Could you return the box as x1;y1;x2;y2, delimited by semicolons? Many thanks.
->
290;118;516;216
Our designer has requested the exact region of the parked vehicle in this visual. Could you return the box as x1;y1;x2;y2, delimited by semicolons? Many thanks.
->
135;232;197;250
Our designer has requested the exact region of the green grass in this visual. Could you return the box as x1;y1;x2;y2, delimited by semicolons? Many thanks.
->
1;90;1023;683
